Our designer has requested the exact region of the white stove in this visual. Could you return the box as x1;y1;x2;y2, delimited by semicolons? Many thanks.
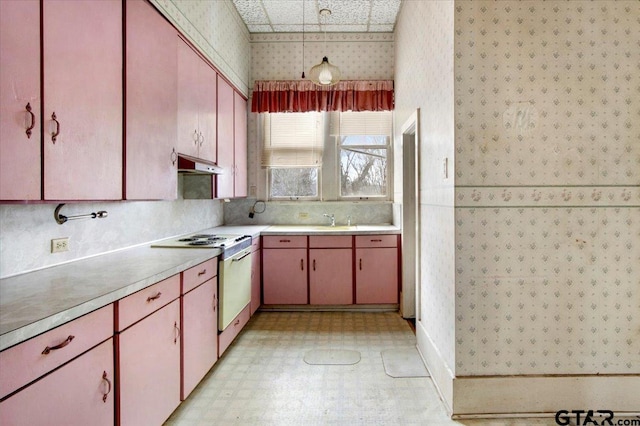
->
151;233;252;259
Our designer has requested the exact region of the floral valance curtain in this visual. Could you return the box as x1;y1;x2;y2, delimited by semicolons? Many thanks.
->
251;80;394;113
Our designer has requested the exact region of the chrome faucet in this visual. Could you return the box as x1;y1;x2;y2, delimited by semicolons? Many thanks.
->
323;213;336;227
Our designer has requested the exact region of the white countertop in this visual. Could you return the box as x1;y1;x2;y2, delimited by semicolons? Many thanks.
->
0;224;396;351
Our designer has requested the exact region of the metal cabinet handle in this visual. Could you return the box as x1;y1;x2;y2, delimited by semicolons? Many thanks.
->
213;293;217;312
197;269;207;276
313;259;316;271
171;148;178;165
147;292;162;302
234;319;240;326
42;335;75;355
102;371;112;403
371;239;383;242
25;103;35;138
300;259;304;270
198;131;204;146
279;239;291;243
174;321;180;344
359;259;362;270
51;112;60;143
193;129;199;145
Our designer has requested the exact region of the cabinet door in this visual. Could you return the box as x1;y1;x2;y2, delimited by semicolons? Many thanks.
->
42;0;122;200
198;60;217;162
182;279;218;400
233;91;247;197
355;247;398;304
177;38;200;158
0;0;41;200
250;248;261;315
262;248;307;304
310;249;353;305
0;339;114;426
125;0;177;200
118;299;181;426
216;75;235;198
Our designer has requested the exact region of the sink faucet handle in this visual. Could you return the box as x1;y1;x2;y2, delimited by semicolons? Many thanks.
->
323;213;336;226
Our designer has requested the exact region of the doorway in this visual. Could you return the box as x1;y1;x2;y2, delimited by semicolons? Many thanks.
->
401;110;421;321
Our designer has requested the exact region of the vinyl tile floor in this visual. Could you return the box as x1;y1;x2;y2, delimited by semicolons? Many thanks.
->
165;311;565;426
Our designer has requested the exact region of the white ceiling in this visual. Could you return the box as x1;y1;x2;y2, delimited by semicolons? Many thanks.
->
232;0;402;33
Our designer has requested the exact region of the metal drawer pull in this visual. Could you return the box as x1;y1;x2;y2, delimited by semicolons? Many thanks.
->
147;292;162;302
279;239;291;243
25;103;35;138
371;239;383;242
174;321;180;344
42;335;75;355
51;112;60;143
234;319;240;326
197;269;207;276
102;371;112;403
232;252;251;262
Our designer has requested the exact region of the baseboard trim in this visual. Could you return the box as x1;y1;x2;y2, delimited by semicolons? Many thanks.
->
415;319;455;416
452;374;640;416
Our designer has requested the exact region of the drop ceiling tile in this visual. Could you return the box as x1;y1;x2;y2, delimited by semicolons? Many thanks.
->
262;0;303;25
232;0;269;24
273;24;304;32
368;24;395;32
248;24;274;33
318;0;371;25
370;0;401;25
323;24;369;32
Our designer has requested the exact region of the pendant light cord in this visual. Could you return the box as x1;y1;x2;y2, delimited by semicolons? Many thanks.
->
301;0;305;78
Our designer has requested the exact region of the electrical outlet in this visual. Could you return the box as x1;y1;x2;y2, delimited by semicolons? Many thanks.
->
298;212;309;219
51;237;69;253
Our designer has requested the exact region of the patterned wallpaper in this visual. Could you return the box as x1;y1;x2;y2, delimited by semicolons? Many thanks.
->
453;1;640;376
395;0;457;382
150;0;251;95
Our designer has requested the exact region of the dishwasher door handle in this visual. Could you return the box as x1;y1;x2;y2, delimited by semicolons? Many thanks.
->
231;251;251;262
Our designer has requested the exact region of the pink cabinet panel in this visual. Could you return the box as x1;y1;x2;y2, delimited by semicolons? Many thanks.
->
0;339;114;426
116;274;180;332
42;0;122;200
309;235;353;248
177;38;217;162
233;92;248;197
262;235;307;249
309;249;353;305
356;247;398;304
182;258;217;294
118;299;181;426
218;304;250;356
355;234;398;248
182;278;218;400
177;38;201;158
0;0;41;200
216;76;235;198
0;304;113;400
262;248;308;304
251;247;261;315
125;0;178;200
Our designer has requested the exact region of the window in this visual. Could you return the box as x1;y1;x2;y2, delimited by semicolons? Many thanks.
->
261;111;392;201
262;112;323;200
332;111;391;199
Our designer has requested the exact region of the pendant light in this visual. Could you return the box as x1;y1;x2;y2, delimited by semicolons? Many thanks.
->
308;8;341;86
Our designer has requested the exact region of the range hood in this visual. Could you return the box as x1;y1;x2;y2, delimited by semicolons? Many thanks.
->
177;153;223;174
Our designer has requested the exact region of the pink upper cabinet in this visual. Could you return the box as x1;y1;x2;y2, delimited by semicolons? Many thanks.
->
42;0;122;200
217;75;235;199
0;0;41;201
234;92;248;197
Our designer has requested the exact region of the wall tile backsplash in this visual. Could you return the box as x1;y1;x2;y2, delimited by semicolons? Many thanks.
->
453;1;640;376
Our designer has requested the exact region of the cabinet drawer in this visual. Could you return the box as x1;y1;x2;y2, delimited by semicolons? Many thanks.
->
182;258;217;294
0;304;113;400
262;235;307;248
309;235;352;248
355;234;398;248
251;236;261;252
218;304;250;357
117;274;180;331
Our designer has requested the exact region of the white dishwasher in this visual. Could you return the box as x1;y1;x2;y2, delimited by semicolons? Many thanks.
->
218;244;252;331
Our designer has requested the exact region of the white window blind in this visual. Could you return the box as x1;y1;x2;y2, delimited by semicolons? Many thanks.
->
330;111;392;136
262;112;324;167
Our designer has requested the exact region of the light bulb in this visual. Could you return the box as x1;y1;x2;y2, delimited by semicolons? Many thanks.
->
319;65;333;85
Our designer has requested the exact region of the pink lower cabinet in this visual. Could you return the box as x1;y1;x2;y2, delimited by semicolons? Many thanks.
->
262;236;308;304
355;235;399;304
309;236;353;305
0;339;114;426
250;237;261;315
182;278;218;400
117;278;181;426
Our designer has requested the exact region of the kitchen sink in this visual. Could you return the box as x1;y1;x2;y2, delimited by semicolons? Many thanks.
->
308;226;357;231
